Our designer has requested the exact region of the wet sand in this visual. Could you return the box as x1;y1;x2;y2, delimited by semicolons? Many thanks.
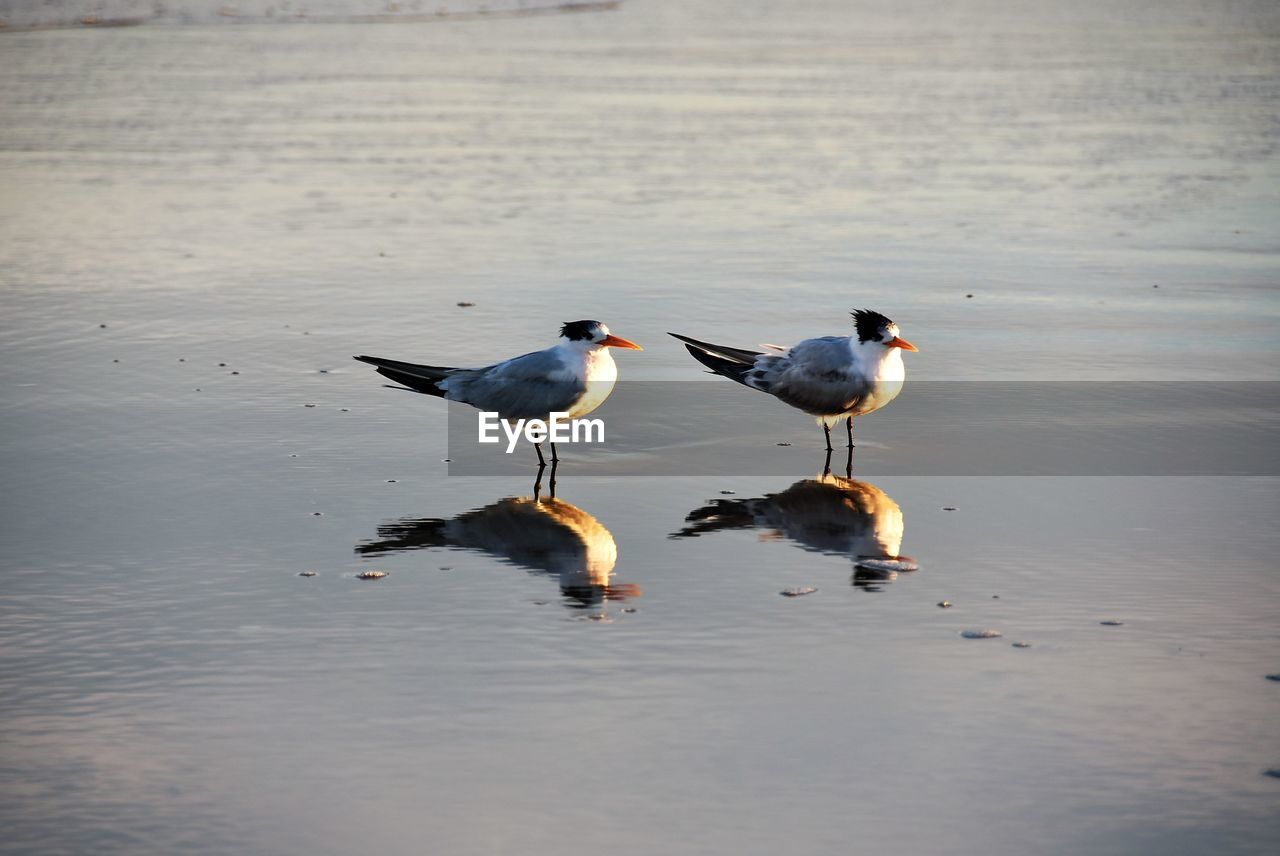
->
2;2;1279;854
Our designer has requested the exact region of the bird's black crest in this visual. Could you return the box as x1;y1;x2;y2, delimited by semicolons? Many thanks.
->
851;309;893;343
560;320;600;341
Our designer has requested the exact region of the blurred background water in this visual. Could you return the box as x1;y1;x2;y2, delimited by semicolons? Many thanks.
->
2;2;1279;854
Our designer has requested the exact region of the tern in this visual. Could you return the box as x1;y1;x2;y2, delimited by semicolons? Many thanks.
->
355;320;642;465
669;309;917;451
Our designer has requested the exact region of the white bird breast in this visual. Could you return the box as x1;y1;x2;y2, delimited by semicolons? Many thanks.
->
564;349;619;419
846;346;907;418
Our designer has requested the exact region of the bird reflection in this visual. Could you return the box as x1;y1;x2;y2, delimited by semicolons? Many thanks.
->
356;490;639;608
671;474;916;591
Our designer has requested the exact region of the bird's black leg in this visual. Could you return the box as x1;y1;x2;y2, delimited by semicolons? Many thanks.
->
845;417;854;477
550;442;559;464
822;423;833;452
548;458;559;499
821;448;833;478
533;462;547;501
534;442;546;467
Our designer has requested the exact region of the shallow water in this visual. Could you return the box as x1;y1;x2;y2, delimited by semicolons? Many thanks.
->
2;2;1280;854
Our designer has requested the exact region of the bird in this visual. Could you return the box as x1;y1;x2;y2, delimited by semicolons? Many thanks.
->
356;495;640;608
355;320;642;465
669;309;917;452
670;474;917;591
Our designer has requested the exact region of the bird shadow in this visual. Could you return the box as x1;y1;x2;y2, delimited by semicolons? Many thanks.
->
355;469;639;609
670;466;917;592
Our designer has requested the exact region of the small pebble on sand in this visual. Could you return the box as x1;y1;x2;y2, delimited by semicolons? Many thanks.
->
99;323;108;328
457;301;476;307
1264;769;1280;779
780;587;818;597
622;608;637;613
965;294;973;298
1012;641;1032;648
961;629;1003;639
720;490;735;495
943;506;957;511
1100;620;1124;626
311;512;323;516
218;362;226;367
304;404;316;408
938;601;952;608
857;556;918;573
776;442;792;446
298;571;317;577
1266;674;1280;682
386;479;397;483
356;570;389;580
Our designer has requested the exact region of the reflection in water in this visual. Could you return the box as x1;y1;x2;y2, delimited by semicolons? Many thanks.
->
357;494;639;608
672;475;916;591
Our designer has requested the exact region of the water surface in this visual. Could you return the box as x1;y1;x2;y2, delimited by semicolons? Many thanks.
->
2;2;1279;854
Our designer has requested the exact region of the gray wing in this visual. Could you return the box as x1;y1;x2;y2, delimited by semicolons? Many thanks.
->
443;348;586;420
751;336;872;415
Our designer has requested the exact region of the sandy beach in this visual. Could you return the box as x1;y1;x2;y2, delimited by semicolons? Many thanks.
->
2;2;1278;853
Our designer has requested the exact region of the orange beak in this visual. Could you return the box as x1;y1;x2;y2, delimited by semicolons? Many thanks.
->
600;334;643;351
887;336;918;352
